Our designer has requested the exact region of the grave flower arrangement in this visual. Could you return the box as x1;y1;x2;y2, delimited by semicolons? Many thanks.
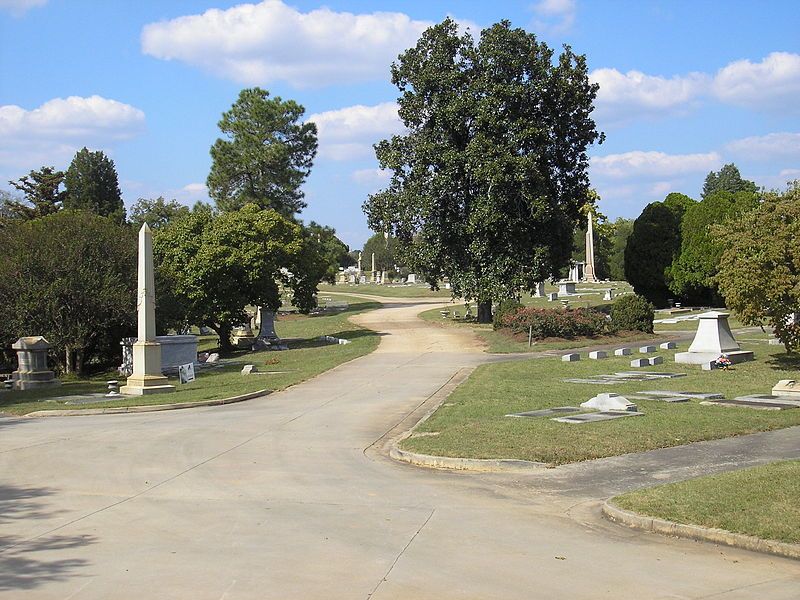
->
713;354;732;370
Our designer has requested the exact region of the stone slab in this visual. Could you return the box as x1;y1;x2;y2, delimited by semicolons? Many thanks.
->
639;390;723;400
732;395;800;408
615;372;687;379
588;350;608;360
552;411;644;424
630;358;649;367
562;378;619;385
614;348;632;356
702;399;798;410
627;395;689;403
506;406;582;418
659;342;677;350
561;353;580;362
772;379;800;397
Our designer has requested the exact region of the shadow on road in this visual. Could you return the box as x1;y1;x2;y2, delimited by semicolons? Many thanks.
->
0;483;95;591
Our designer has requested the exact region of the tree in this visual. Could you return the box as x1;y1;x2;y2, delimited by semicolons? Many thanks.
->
362;232;399;274
363;19;602;322
305;222;352;283
154;204;321;350
702;163;757;199
6;166;65;220
0;211;136;374
207;88;318;217
129;197;190;230
713;182;800;351
668;190;758;304
64;147;126;222
608;217;634;281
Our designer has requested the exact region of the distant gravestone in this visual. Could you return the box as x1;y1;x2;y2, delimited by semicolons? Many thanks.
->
603;289;614;301
406;273;417;284
614;348;632;356
588;350;607;360
659;341;677;350
241;364;257;375
533;281;545;298
11;336;60;391
562;353;580;362
547;292;558;301
648;356;664;366
206;353;220;363
639;345;656;353
630;358;649;367
558;281;576;296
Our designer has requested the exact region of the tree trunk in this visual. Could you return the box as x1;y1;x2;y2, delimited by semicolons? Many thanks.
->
65;346;74;374
75;348;84;376
212;323;233;353
477;300;493;324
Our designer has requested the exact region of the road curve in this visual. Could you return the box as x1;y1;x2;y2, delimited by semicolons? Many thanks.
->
0;299;798;599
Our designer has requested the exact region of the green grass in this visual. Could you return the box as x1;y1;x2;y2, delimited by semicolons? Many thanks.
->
401;344;800;465
318;282;452;298
0;295;381;416
613;461;800;544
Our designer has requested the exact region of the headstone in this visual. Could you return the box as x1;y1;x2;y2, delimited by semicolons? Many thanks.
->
768;338;782;346
675;311;754;366
206;352;220;363
120;224;175;396
562;353;580;362
533;281;545;298
580;392;638;412
241;364;257;375
614;348;632;356
444;282;451;290
558;281;576;296
584;211;598;283
772;380;800;397
547;292;558;301
603;289;613;301
659;341;677;350
406;273;417;284
647;356;664;365
232;325;256;349
568;263;580;282
359;275;367;284
588;350;608;360
639;345;656;353
630;358;649;367
11;336;60;390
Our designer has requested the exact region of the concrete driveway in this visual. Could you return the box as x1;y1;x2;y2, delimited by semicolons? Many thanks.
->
1;298;798;599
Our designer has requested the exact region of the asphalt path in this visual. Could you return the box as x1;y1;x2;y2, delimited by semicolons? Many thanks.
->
1;297;798;599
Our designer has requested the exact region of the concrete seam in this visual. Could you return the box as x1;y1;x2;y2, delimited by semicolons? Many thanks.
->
601;500;800;561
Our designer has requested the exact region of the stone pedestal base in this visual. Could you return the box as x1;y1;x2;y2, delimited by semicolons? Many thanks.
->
15;375;61;391
120;341;175;395
120;374;175;395
675;350;753;367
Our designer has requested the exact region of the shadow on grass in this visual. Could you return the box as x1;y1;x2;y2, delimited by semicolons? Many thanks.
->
289;329;384;349
765;352;800;371
0;483;96;591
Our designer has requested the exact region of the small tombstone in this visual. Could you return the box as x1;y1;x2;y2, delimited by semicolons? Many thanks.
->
359;275;367;284
648;356;664;366
406;273;417;284
558;281;576;296
533;281;545;298
588;350;607;360
580;392;638;412
639;345;656;353
562;353;580;362
630;358;649;367
178;363;196;383
659;342;677;350
768;338;782;346
11;336;60;390
547;292;558;302
241;364;257;375
206;353;220;363
603;289;614;301
614;348;632;356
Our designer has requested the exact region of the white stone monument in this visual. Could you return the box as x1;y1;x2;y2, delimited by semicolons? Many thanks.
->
558;281;576;296
580;392;638;412
584;210;598;283
11;336;60;390
674;311;753;367
533;281;545;298
120;224;175;395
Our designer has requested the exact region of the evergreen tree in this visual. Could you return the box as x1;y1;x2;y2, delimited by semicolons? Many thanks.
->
64;147;126;223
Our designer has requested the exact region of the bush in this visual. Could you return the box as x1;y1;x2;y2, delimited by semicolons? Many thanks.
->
611;294;655;333
498;307;609;339
492;299;523;330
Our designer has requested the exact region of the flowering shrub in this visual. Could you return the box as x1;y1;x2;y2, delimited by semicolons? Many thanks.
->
498;307;609;339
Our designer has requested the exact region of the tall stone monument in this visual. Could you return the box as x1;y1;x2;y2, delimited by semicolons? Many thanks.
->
584;210;598;282
120;224;175;395
674;311;753;368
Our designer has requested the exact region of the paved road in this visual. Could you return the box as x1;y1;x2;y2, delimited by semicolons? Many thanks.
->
1;299;798;599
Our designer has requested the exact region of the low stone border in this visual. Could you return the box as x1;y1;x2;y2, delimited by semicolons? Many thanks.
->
390;445;547;472
24;389;270;417
602;500;800;561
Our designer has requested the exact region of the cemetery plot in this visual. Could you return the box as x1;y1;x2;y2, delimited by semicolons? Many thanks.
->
562;372;686;385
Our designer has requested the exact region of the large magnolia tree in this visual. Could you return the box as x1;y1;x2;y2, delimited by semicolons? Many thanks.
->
363;19;602;322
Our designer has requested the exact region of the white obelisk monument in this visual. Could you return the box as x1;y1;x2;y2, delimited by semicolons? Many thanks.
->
584;210;598;282
120;224;175;395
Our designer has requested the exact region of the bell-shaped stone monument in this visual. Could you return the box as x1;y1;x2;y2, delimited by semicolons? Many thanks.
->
674;311;753;368
120;224;175;395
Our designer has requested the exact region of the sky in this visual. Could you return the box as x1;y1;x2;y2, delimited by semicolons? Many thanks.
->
1;0;799;249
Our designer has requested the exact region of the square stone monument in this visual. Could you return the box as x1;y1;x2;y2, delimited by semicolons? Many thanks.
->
674;311;753;366
11;336;61;390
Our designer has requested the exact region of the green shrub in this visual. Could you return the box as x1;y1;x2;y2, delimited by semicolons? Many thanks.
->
498;306;609;339
611;294;655;333
493;299;523;330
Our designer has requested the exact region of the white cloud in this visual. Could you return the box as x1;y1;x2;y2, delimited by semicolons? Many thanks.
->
726;132;800;161
0;95;145;172
0;0;47;16
531;0;576;35
713;52;800;111
352;168;391;188
141;0;433;88
307;102;403;161
591;68;708;124
591;151;721;179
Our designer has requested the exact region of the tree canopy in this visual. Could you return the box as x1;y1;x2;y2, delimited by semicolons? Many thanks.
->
154;204;322;349
363;19;602;321
362;232;399;274
702;163;757;199
713;182;800;351
64;147;125;223
305;222;352;284
6;166;65;220
129;196;191;230
207;87;318;217
0;210;136;374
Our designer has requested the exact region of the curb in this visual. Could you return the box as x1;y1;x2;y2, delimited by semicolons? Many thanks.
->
24;389;270;417
390;445;548;472
602;500;800;561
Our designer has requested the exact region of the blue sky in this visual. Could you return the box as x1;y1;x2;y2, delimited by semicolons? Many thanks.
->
1;0;798;248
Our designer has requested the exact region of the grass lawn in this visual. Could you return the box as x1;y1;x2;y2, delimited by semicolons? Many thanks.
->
318;282;452;298
613;460;800;544
0;295;381;416
401;344;800;465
